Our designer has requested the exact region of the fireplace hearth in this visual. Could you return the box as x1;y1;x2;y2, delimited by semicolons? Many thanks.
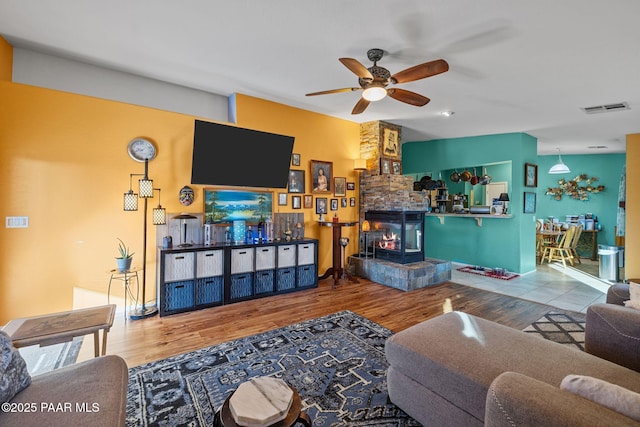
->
364;210;425;264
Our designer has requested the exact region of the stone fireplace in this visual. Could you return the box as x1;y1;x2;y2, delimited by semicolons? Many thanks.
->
348;120;451;291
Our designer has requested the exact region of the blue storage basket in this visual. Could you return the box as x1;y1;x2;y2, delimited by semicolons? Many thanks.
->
255;270;275;294
276;267;296;291
231;273;253;299
165;280;195;311
297;264;317;288
196;276;223;305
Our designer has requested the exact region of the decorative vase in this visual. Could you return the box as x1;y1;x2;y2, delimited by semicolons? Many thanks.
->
116;257;132;272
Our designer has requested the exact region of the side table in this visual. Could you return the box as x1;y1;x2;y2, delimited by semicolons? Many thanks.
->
217;385;311;427
107;267;142;319
2;304;116;357
318;220;359;287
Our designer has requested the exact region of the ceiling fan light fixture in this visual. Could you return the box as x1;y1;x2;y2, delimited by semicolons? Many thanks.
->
362;86;387;101
440;111;454;117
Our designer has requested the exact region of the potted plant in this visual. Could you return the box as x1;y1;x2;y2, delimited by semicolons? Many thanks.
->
115;238;134;272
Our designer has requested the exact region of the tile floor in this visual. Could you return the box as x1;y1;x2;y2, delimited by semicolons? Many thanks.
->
452;259;613;313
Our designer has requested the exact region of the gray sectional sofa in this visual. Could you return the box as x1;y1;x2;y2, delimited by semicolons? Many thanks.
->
385;290;640;426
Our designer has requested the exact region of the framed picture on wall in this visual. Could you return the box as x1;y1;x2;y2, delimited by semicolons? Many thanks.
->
341;197;347;207
303;194;313;209
292;195;301;209
524;192;536;214
380;158;391;174
334;177;346;196
287;169;304;193
330;199;338;211
311;160;332;193
346;182;355;191
525;163;538;187
291;153;301;166
350;197;356;207
278;192;287;206
316;197;328;214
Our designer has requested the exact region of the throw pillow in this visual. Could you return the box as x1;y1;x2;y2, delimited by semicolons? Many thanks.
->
0;330;31;403
561;374;640;421
623;282;640;309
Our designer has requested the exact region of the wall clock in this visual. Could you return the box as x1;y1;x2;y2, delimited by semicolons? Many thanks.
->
127;138;157;162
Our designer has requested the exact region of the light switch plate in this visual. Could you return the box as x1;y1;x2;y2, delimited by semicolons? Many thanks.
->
6;216;28;228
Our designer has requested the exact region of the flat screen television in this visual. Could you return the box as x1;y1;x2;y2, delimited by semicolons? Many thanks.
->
191;120;295;188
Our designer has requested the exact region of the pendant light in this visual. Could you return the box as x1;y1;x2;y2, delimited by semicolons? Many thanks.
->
548;149;571;174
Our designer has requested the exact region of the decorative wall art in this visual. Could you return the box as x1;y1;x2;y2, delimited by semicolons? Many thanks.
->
287;169;304;193
524;192;536;213
346;182;355;191
316;197;328;214
292;195;301;209
330;199;338;211
203;189;272;223
334;177;346;196
350;197;356;207
291;153;301;166
545;174;605;201
380;158;391;174
382;128;399;158
278;192;288;206
303;195;313;209
311;160;332;193
525;163;538;187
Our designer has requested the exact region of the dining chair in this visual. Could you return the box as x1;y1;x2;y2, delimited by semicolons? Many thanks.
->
569;223;584;264
542;225;577;267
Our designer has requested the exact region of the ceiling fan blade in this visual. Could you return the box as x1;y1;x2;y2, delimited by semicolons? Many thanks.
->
390;59;449;84
387;88;430;106
306;87;361;96
351;97;370;114
339;58;374;80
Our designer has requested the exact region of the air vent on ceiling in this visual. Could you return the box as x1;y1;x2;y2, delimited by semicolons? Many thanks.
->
582;102;630;114
588;145;608;149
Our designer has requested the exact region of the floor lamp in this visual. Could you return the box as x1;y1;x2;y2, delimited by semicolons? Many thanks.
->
123;159;164;320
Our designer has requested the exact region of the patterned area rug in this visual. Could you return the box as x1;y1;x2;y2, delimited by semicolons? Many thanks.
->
457;266;520;280
522;311;586;351
126;310;419;426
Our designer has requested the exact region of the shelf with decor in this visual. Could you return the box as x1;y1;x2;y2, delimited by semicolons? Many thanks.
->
425;213;513;227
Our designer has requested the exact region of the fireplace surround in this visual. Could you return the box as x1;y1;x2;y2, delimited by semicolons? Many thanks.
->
364;210;425;264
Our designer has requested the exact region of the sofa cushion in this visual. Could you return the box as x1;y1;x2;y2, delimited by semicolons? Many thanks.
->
623;282;640;309
561;374;640;421
385;311;640;422
0;330;31;403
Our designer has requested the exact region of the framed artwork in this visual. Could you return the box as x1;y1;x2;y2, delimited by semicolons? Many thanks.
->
382;128;399;158
287;169;305;193
311;160;332;193
291;153;301;166
334;177;346;196
278;192;288;206
346;182;355;191
392;161;402;175
292;195;301;209
525;163;538;187
303;194;313;209
350;197;356;207
341;198;347;208
380;158;391;174
524;192;536;214
330;199;338;211
204;189;272;223
316;197;328;214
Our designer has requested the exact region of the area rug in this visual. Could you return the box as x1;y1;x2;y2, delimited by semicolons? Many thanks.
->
18;336;83;375
126;310;420;426
457;266;520;280
522;311;586;351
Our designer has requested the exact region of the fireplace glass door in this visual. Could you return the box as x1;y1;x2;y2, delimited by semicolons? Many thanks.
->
365;211;424;264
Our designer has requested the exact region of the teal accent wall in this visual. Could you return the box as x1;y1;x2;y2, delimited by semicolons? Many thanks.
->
403;133;538;274
536;153;625;250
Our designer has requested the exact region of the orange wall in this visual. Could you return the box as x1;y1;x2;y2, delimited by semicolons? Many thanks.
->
625;134;640;278
0;82;360;324
0;36;12;81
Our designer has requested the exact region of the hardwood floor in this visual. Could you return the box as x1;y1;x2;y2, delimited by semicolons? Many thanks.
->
97;278;577;368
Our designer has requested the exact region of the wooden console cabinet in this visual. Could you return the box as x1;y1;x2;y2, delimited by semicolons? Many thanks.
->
157;239;318;316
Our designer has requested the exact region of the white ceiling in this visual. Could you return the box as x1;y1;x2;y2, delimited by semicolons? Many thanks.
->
1;0;638;155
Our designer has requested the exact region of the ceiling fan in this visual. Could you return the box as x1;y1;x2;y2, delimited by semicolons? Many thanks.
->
306;48;449;114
